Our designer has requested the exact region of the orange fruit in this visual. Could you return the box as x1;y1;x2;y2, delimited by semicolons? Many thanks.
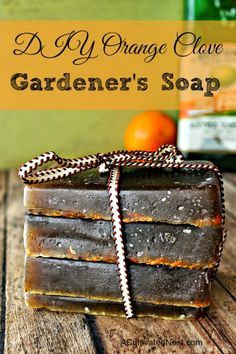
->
124;111;176;151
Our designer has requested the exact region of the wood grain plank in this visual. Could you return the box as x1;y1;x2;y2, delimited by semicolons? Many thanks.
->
0;172;7;352
94;271;236;354
199;281;236;354
224;173;236;185
216;215;236;298
223;177;236;219
94;313;222;353
4;171;97;354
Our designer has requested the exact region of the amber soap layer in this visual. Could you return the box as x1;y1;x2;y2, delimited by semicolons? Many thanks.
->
24;167;222;227
24;214;222;269
25;257;210;308
25;293;203;320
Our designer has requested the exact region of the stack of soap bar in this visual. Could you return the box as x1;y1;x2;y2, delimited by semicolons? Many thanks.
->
23;165;223;319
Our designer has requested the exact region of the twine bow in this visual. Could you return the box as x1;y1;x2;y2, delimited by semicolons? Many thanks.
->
19;144;225;319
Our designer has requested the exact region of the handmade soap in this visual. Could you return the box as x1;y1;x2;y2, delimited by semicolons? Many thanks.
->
25;257;210;307
24;167;222;227
23;164;223;319
24;214;222;269
25;293;203;319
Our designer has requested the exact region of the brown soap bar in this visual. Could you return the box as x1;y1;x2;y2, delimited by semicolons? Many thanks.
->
25;214;222;269
25;257;210;307
24;167;222;227
25;293;204;319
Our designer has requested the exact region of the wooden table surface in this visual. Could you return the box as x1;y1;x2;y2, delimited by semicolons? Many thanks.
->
0;171;235;354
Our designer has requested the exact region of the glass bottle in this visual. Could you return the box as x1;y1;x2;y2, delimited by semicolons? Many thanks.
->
177;0;236;170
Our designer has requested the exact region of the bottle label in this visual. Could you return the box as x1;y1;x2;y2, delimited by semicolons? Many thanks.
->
178;115;236;152
178;43;236;153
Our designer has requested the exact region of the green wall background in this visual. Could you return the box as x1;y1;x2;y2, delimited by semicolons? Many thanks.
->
0;0;183;169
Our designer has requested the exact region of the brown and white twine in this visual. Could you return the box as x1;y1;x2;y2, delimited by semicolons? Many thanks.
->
19;144;227;319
